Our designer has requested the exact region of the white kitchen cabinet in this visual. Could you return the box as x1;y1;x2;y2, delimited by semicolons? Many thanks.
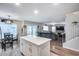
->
20;35;51;56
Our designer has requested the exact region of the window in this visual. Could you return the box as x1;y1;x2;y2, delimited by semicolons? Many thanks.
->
27;25;37;36
52;26;56;32
43;26;48;31
0;22;17;39
27;26;32;35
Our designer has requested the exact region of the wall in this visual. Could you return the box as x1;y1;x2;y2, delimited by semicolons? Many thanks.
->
13;20;24;39
63;37;79;51
63;12;79;51
65;14;79;41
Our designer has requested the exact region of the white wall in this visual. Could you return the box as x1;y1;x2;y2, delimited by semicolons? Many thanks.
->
65;14;79;41
63;12;79;51
63;37;79;51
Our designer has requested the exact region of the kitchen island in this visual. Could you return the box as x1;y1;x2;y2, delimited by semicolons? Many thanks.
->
20;35;51;56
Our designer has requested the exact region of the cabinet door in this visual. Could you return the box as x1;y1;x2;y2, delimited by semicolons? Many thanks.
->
22;41;33;56
20;39;29;55
27;43;38;56
32;45;38;56
23;40;29;56
20;39;23;52
20;39;40;56
27;43;32;56
39;42;50;56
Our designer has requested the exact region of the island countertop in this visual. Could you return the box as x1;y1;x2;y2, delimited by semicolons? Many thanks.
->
20;35;51;46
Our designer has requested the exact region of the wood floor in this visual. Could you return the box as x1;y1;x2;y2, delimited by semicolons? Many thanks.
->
50;39;79;56
51;46;79;56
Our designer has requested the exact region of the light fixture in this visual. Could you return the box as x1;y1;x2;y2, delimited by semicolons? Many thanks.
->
72;21;79;25
15;3;20;6
34;10;39;14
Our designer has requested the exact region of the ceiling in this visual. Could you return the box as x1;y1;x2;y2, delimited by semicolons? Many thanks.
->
0;3;79;23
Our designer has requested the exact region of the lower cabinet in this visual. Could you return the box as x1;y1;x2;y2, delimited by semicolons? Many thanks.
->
20;38;50;56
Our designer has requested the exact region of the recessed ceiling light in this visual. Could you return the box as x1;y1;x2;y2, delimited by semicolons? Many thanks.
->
15;3;20;6
34;10;39;14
